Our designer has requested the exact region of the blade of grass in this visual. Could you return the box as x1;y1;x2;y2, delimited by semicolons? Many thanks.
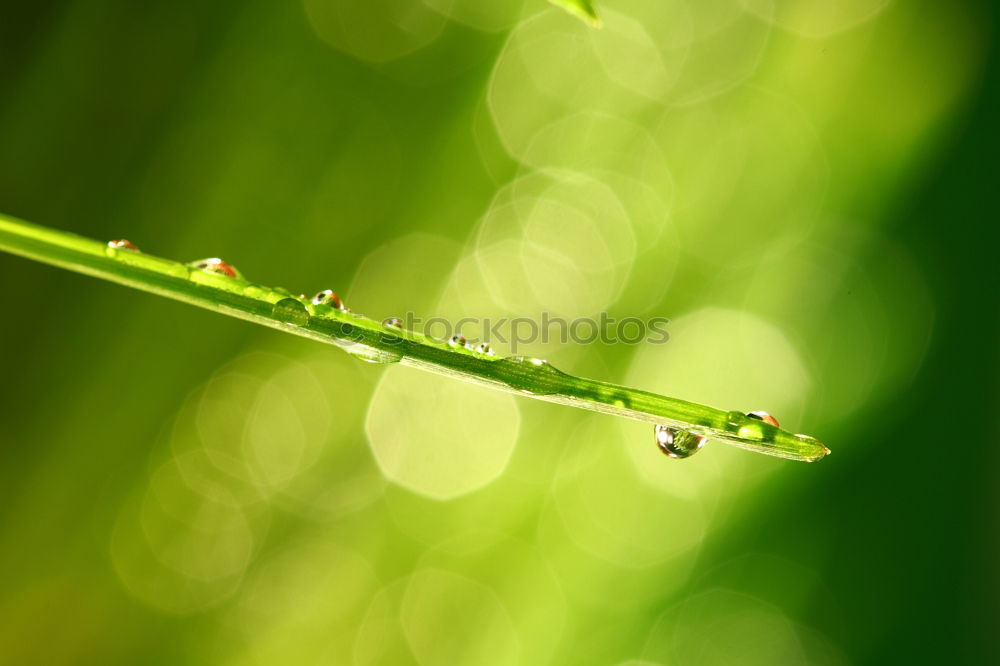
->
0;212;828;462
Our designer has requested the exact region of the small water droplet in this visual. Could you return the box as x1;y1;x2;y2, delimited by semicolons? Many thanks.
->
383;317;403;329
746;411;780;428
107;239;137;251
655;425;706;459
190;257;241;279
448;334;467;348
475;342;494;356
105;239;140;259
272;297;309;326
311;289;346;311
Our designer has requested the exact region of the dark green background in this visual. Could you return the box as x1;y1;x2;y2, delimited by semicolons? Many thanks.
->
0;1;996;664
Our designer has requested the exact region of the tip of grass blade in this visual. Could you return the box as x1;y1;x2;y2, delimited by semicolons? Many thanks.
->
801;438;831;463
548;0;602;28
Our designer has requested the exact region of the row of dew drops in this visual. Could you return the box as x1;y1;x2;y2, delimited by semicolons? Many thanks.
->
107;239;782;460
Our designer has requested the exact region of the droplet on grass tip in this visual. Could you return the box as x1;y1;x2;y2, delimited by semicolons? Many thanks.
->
383;317;403;329
475;342;494;356
654;424;706;459
449;334;467;348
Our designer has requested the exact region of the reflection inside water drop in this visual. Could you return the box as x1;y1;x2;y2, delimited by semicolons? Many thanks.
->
383;317;403;329
449;334;467;348
654;424;706;459
475;342;494;357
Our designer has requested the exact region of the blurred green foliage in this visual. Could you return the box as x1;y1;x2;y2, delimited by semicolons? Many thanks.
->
0;0;996;664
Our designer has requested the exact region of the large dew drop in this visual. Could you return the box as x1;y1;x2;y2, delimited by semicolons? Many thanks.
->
272;297;310;326
654;424;706;459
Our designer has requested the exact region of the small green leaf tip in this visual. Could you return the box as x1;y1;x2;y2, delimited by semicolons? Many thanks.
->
548;0;602;28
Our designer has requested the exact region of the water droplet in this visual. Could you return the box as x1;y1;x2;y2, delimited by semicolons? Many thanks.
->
383;317;403;329
107;239;137;251
725;410;764;440
655;425;706;459
311;289;346;311
272;297;310;326
448;334;467;348
746;410;780;428
105;239;140;259
190;258;241;279
475;342;494;356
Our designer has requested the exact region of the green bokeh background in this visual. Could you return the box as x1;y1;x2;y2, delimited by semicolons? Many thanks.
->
0;0;997;664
